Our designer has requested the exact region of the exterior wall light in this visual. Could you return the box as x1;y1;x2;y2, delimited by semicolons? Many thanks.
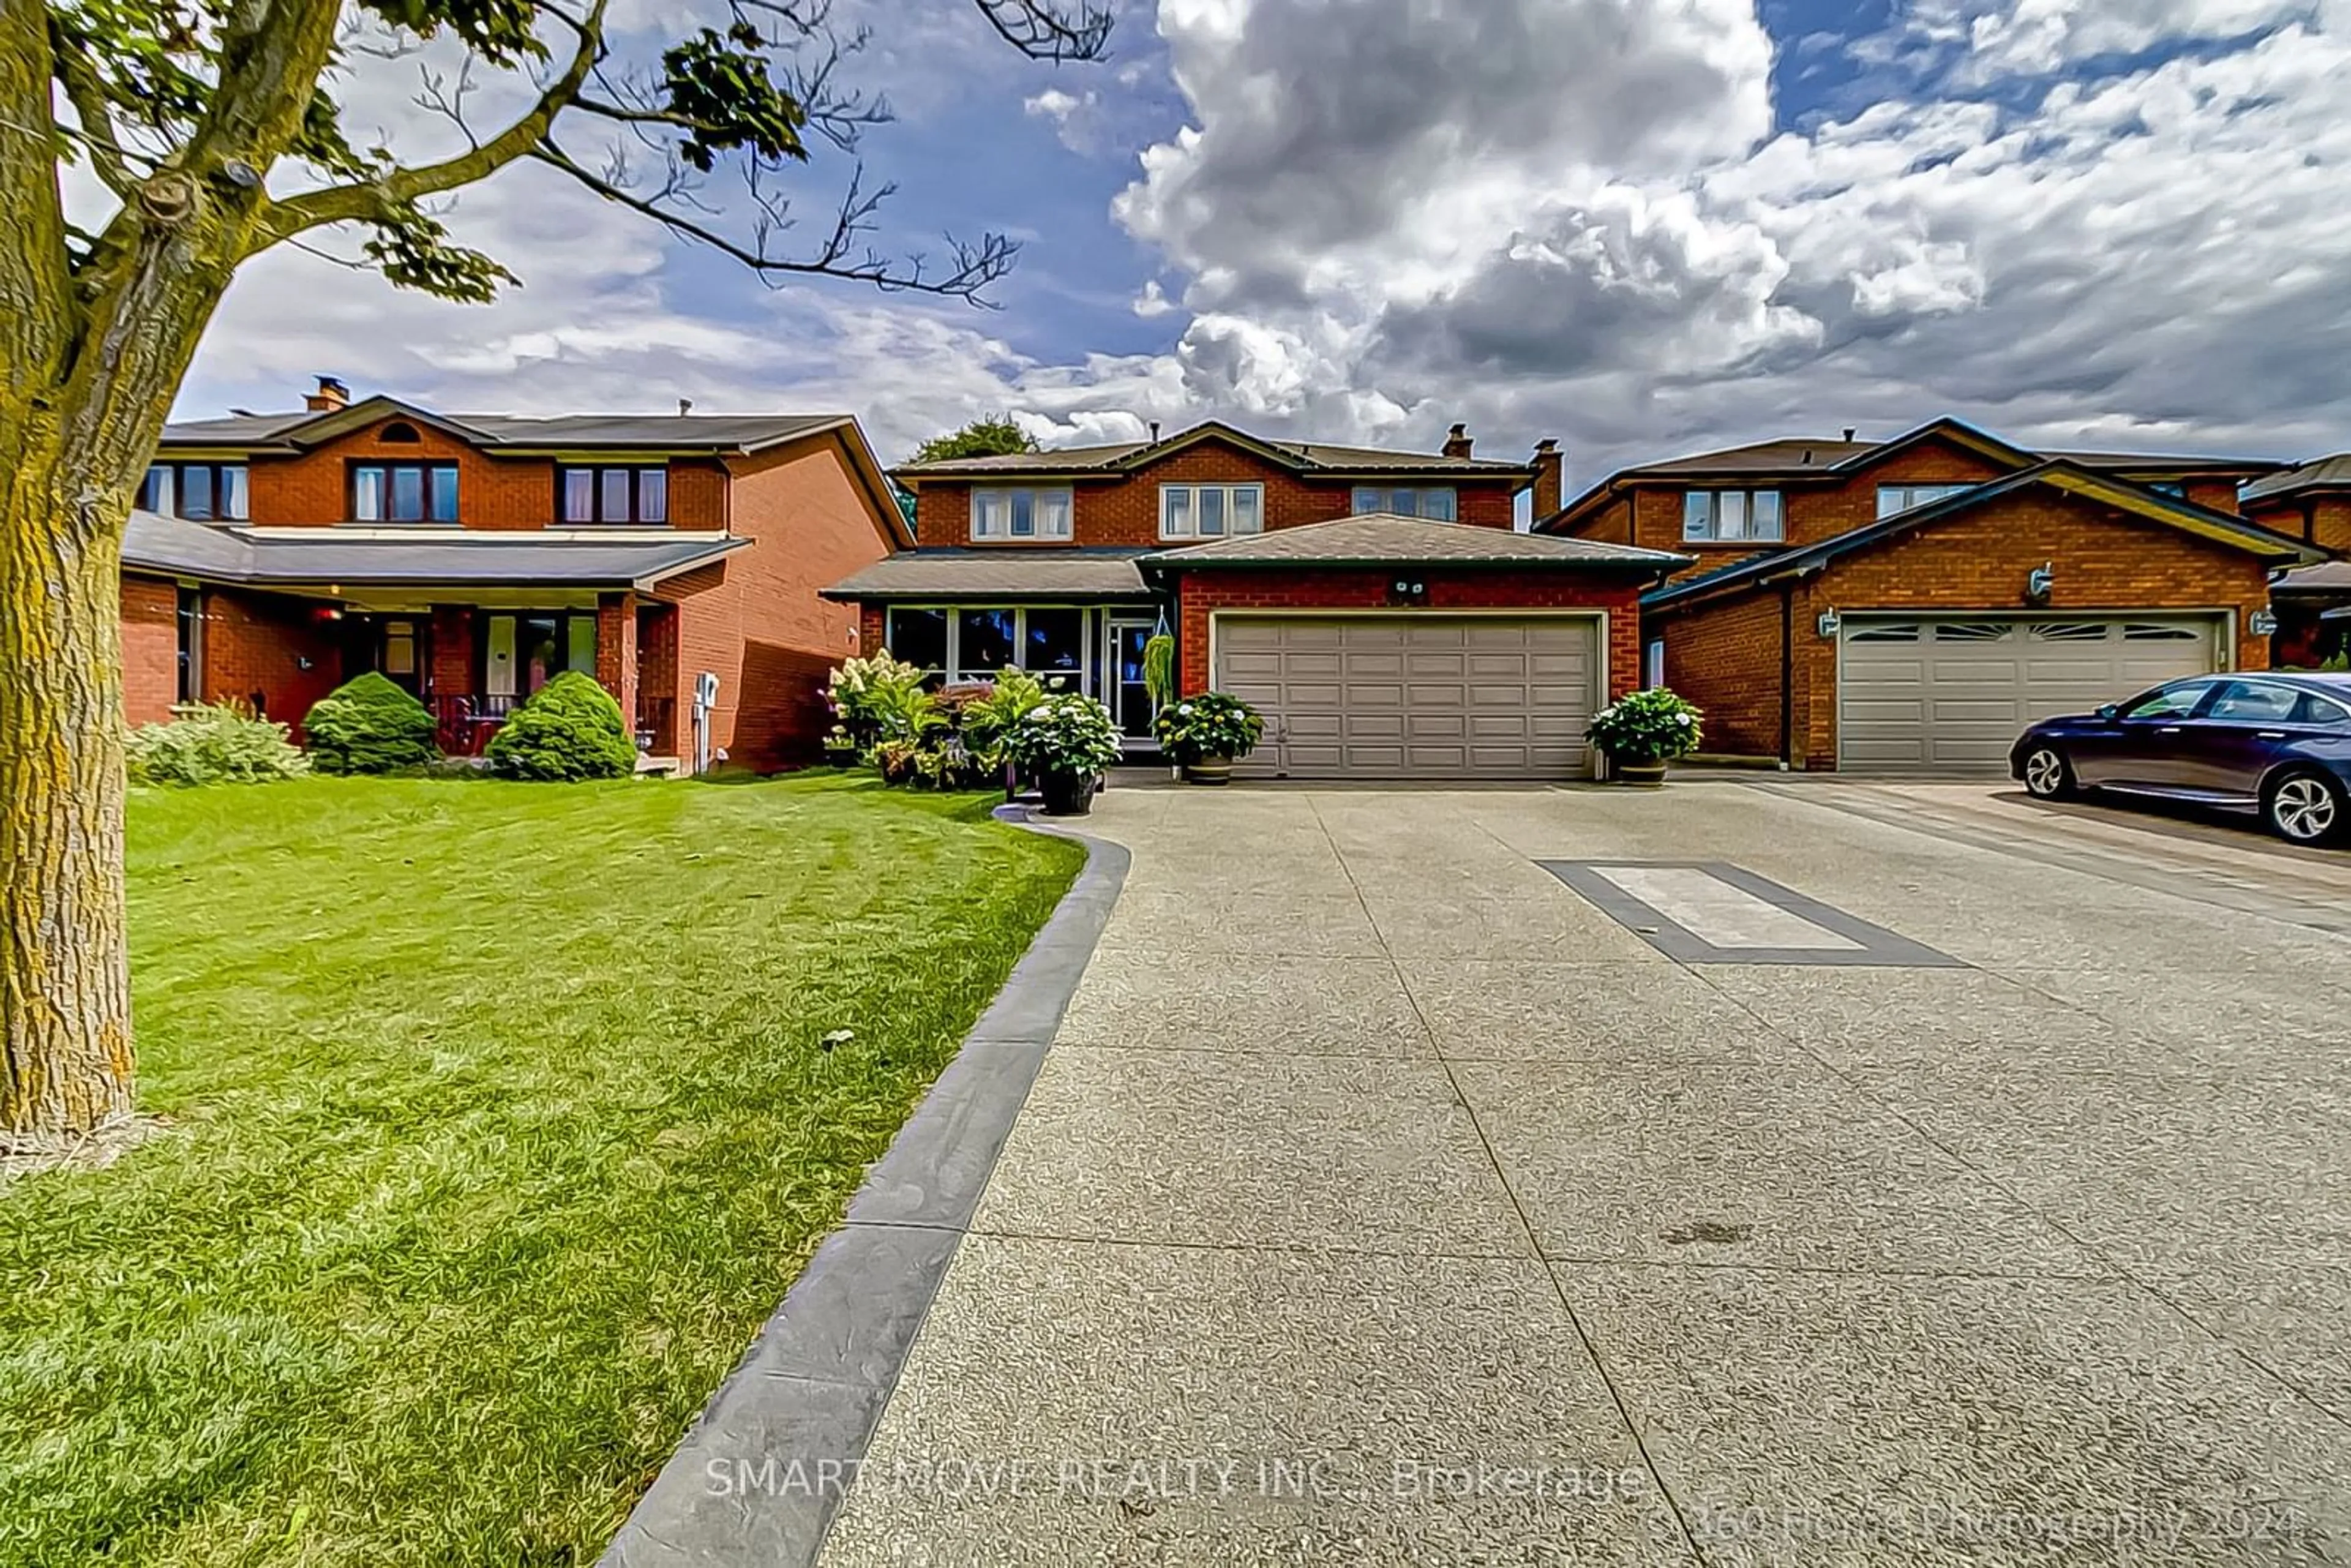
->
1817;609;1841;638
2025;563;2055;604
2249;607;2279;636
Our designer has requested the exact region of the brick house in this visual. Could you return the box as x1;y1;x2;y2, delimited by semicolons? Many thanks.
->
823;420;1686;779
124;378;908;771
1537;417;2323;772
2239;456;2351;668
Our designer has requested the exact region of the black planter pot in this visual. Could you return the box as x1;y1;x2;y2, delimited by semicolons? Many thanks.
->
1038;771;1100;816
1181;754;1234;786
1611;757;1668;787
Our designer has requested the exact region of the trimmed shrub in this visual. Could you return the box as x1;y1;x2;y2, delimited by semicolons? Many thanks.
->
304;672;438;773
485;672;639;781
128;702;310;786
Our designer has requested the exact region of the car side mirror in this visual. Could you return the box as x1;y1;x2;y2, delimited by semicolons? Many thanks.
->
2096;703;2119;720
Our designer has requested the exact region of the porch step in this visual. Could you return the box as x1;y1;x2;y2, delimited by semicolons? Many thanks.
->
636;754;684;778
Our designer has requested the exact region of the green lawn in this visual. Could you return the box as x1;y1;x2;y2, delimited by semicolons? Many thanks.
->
0;774;1082;1566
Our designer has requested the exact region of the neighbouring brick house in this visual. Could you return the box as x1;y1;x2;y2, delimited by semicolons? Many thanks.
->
124;379;908;771
2239;456;2351;668
1538;417;2322;772
823;420;1686;779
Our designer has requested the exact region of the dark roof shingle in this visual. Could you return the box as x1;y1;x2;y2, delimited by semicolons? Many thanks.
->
1142;514;1687;572
122;511;744;588
820;550;1153;602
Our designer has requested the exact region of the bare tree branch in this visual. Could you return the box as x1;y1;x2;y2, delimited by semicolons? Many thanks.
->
48;26;137;197
973;0;1113;62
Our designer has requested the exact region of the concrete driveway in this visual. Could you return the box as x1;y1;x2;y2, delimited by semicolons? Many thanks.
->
822;782;2351;1566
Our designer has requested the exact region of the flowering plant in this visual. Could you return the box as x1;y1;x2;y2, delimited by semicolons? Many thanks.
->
1585;688;1703;765
1000;692;1122;781
1152;691;1264;766
827;652;931;746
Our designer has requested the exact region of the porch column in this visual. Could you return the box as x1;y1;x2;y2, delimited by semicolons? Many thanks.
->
596;591;640;735
427;606;473;699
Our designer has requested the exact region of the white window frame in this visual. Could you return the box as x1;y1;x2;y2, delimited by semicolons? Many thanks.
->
1681;489;1783;542
969;487;1073;542
1875;483;1973;519
1350;485;1458;520
885;605;1095;691
1159;482;1264;541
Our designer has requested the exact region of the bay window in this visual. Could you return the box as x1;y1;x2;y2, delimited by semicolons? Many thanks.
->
560;465;669;523
970;487;1073;541
1160;482;1262;540
1351;486;1457;520
1681;489;1783;542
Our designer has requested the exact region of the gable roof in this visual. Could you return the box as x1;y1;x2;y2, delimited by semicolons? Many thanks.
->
1643;460;2323;612
2242;454;2351;505
159;396;854;456
820;549;1155;603
892;419;1536;486
1138;513;1687;583
122;510;747;590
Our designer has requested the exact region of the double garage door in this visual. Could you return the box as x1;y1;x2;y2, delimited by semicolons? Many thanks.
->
1215;615;1600;779
1839;615;2222;773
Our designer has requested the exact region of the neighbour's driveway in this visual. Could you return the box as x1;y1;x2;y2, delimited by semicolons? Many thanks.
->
823;782;2351;1566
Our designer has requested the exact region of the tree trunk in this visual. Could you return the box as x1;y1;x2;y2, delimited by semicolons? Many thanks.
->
1;440;134;1139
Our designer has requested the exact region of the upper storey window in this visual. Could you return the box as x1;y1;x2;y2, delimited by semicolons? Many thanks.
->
1160;482;1262;540
1682;489;1783;542
1351;486;1457;520
353;462;459;523
970;486;1072;541
561;465;669;524
1876;483;1972;518
140;462;248;522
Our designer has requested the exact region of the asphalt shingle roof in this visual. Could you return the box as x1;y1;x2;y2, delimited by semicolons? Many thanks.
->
2274;560;2351;596
122;510;744;588
893;421;1534;479
159;405;848;454
820;549;1155;601
1142;514;1689;571
2243;454;2351;503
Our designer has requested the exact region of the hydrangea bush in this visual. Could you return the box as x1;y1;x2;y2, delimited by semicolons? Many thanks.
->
1000;693;1122;782
1585;688;1703;765
1153;691;1264;766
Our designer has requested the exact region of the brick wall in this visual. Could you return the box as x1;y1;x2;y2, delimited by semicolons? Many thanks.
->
122;575;181;726
1169;568;1644;702
243;415;728;530
2244;493;2351;556
200;589;344;734
912;442;1521;547
1651;488;2276;768
653;429;895;770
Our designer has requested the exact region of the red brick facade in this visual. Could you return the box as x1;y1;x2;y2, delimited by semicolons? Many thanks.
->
2243;492;2351;557
1168;568;1644;702
122;576;181;727
1651;487;2276;768
909;433;1524;547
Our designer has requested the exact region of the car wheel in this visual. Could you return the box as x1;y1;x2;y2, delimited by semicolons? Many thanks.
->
2264;770;2348;846
2021;745;2075;800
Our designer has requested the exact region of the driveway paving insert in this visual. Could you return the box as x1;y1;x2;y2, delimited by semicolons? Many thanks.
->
1542;859;1965;967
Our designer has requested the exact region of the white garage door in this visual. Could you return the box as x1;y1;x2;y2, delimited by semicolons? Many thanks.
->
1214;615;1600;779
1839;616;2221;773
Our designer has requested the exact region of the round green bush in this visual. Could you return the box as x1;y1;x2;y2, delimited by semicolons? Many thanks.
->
485;672;639;781
303;672;439;773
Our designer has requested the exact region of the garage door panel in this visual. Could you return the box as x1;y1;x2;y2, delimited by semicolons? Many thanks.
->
1218;615;1599;779
1842;616;2217;775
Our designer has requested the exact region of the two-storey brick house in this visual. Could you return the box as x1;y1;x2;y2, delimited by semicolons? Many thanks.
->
823;420;1690;779
1537;417;2319;771
122;378;908;770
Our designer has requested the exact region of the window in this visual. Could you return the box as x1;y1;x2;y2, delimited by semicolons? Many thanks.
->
2204;681;2300;723
2031;623;2111;642
2148;481;2185;497
1932;622;2012;642
1876;483;1973;518
1644;639;1665;690
1160;483;1264;540
1351;486;1457;520
2121;680;2217;720
970;487;1073;541
885;606;1093;687
140;462;249;522
1681;489;1782;542
2299;694;2350;726
1846;623;1921;642
483;611;596;700
175;587;202;703
559;465;669;524
353;462;459;522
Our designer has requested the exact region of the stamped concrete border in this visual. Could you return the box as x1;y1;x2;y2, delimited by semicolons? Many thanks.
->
1540;858;1966;967
601;808;1127;1568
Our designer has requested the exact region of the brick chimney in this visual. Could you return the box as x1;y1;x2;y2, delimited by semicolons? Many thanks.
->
1442;422;1474;460
305;375;349;412
1532;438;1564;519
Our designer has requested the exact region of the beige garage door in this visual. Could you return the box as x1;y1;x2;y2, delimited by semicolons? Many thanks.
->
1839;616;2221;773
1214;615;1599;779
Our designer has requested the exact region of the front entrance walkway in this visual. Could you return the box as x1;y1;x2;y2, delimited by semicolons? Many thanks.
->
822;784;2351;1564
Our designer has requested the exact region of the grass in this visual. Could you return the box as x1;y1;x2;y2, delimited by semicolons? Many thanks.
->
0;773;1082;1566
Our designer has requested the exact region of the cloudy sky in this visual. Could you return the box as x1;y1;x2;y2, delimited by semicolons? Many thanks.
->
182;0;2351;486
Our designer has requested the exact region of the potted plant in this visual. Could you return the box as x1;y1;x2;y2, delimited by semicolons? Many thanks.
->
1153;691;1265;786
1000;692;1123;815
1585;688;1703;786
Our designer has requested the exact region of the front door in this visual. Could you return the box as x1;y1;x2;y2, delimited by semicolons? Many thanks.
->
1108;620;1155;738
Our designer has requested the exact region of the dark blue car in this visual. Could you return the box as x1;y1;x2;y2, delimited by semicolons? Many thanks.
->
2010;672;2351;846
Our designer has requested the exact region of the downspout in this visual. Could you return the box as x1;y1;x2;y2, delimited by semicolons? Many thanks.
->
1779;582;1795;771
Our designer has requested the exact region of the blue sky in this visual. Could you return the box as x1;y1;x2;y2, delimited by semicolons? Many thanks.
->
186;0;2351;479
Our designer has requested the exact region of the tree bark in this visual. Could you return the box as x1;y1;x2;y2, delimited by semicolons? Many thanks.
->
1;437;135;1139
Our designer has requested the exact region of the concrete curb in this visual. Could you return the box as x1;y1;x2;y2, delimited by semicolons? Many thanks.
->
601;808;1127;1567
